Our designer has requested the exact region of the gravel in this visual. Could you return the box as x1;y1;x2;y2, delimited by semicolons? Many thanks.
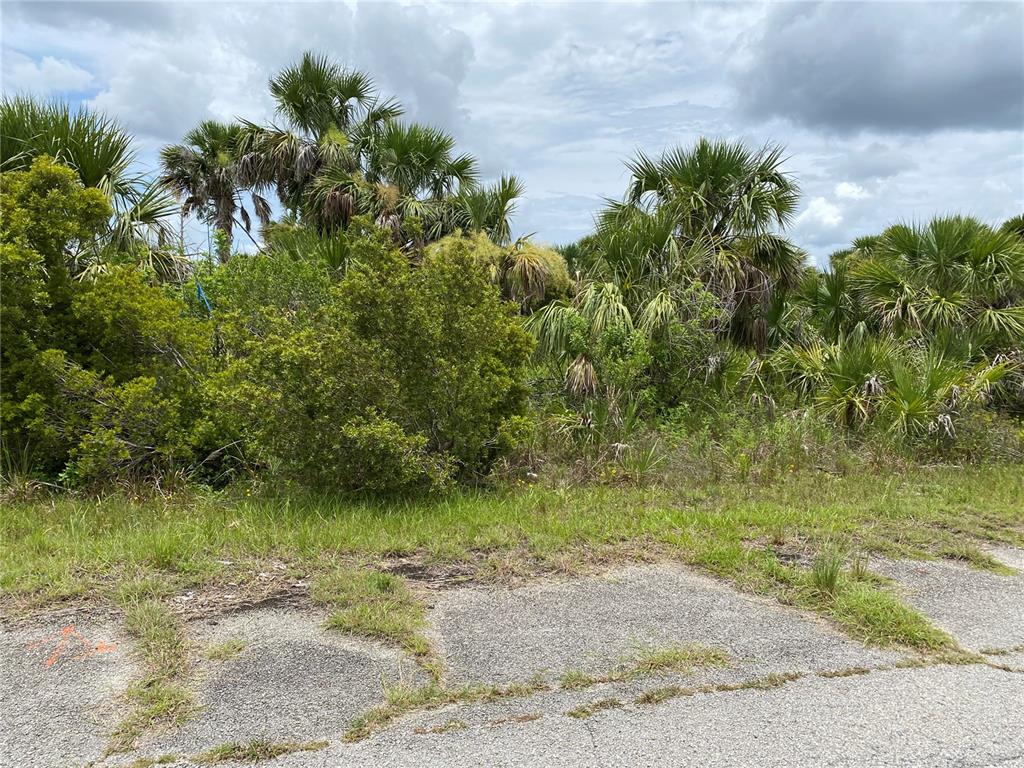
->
429;563;898;685
0;619;137;768
874;552;1024;651
140;608;426;757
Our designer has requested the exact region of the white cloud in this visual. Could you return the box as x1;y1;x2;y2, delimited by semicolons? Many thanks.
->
2;1;1021;258
2;50;93;94
835;181;871;200
797;197;844;229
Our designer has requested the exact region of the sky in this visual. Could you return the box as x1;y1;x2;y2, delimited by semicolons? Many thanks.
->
3;0;1023;264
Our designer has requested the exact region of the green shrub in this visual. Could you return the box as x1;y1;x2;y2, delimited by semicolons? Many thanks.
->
426;231;572;311
217;231;533;490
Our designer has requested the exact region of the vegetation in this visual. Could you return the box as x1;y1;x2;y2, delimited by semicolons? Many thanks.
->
1;52;1022;690
110;598;195;752
195;740;328;764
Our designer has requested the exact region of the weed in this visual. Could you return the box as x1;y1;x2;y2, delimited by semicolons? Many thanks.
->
203;638;246;662
634;685;684;704
196;739;328;763
849;554;871;582
3;465;1020;654
108;599;195;753
413;719;468;735
632;671;806;707
818;666;871;678
566;698;623;719
559;644;728;691
559;669;597;690
129;756;177;768
742;672;804;690
937;544;1016;574
313;568;433;661
345;677;551;742
829;583;953;650
810;550;843;597
630;644;730;675
110;680;196;752
489;713;542;726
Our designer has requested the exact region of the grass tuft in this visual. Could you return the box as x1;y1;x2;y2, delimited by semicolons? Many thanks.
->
108;599;196;753
810;550;843;596
829;583;953;651
203;637;246;662
312;568;432;659
566;698;623;719
196;739;328;763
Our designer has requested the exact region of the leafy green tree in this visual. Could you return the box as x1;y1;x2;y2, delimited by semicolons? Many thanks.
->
0;96;179;272
215;230;533;489
1;157;219;484
1;157;111;465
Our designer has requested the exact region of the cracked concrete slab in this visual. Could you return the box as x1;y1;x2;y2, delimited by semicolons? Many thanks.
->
0;619;137;768
158;663;1023;768
138;608;426;758
875;550;1024;651
429;563;899;686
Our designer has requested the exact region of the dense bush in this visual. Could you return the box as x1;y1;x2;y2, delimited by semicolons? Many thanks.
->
214;231;533;490
1;161;533;492
4;91;1023;496
0;162;217;484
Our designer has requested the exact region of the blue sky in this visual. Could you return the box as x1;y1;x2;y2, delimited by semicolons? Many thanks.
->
3;0;1022;264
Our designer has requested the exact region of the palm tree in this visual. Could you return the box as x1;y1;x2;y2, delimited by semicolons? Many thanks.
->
1;96;178;270
623;139;804;348
449;174;525;246
233;51;508;248
159;120;271;262
530;138;804;367
235;52;401;222
358;121;477;241
850;216;1024;347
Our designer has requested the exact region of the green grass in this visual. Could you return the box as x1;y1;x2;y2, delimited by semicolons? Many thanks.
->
202;637;246;662
311;569;432;659
827;583;953;650
195;739;328;763
109;599;196;752
2;465;1021;654
560;643;730;689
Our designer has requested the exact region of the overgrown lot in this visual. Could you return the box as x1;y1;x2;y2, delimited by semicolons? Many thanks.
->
4;464;1022;653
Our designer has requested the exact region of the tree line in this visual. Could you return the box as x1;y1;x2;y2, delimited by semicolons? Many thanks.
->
2;51;1022;492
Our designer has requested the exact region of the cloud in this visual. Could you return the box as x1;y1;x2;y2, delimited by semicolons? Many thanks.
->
2;1;1021;260
734;1;1024;133
798;197;843;229
2;50;93;94
835;182;870;201
351;4;473;132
